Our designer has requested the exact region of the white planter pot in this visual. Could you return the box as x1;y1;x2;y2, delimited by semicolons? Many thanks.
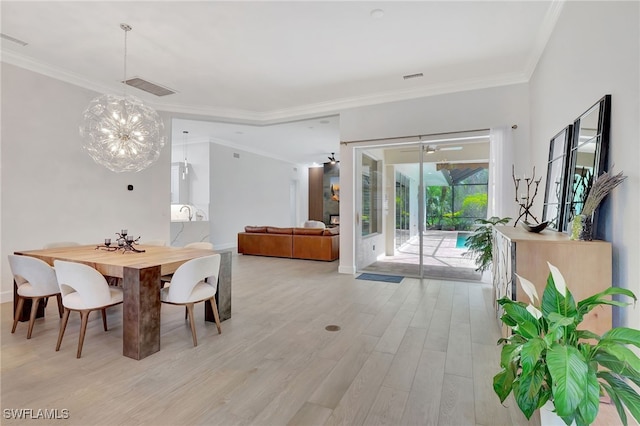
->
540;401;575;426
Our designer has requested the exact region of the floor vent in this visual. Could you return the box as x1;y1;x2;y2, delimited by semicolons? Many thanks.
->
123;77;175;96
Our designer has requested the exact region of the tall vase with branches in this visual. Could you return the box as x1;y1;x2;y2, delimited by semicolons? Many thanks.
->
570;170;627;240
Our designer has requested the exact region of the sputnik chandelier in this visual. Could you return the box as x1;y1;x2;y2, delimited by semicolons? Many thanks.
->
79;23;165;173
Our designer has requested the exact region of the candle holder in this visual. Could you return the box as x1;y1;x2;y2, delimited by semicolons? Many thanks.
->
512;165;542;227
96;231;145;253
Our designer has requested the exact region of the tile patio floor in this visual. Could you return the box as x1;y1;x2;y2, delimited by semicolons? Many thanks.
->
361;231;488;282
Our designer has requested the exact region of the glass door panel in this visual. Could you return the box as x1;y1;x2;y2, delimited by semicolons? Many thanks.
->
355;138;489;280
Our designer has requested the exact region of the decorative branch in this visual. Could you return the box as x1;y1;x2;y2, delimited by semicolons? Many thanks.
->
512;165;542;226
582;170;627;216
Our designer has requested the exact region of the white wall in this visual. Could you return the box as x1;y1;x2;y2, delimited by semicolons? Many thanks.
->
1;63;171;302
529;1;639;328
186;141;210;216
208;142;307;250
338;83;530;274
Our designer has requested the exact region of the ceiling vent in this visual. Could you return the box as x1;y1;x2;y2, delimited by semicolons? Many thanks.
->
403;73;424;80
123;77;176;96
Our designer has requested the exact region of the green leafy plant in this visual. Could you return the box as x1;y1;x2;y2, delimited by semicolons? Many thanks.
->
442;210;462;229
493;263;640;426
461;192;488;218
463;216;510;272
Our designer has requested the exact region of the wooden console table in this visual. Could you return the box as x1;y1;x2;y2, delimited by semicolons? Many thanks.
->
492;226;612;337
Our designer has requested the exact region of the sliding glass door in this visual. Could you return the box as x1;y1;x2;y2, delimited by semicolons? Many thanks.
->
355;143;425;277
354;135;490;280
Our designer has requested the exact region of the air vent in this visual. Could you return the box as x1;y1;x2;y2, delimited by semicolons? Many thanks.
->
403;73;424;80
123;77;175;96
1;33;28;46
233;153;240;159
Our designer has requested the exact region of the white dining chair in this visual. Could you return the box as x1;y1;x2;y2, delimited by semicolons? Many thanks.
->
184;242;214;250
8;255;63;339
160;241;215;287
53;260;124;358
161;254;222;346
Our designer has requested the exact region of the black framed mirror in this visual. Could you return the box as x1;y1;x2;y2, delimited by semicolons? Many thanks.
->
561;95;611;233
542;125;572;230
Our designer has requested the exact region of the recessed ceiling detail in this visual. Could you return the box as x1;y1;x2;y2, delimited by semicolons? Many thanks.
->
370;9;384;19
2;1;562;122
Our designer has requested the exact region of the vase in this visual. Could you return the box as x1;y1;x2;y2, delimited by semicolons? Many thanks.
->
540;401;576;426
570;214;592;241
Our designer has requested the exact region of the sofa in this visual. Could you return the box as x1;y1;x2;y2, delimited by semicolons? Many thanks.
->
237;226;339;261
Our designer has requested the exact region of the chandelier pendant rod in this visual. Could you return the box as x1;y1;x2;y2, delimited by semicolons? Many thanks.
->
120;23;131;97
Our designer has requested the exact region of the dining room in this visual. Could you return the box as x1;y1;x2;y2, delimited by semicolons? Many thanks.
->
2;253;523;425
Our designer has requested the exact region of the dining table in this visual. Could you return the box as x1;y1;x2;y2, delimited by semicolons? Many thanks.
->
13;244;232;360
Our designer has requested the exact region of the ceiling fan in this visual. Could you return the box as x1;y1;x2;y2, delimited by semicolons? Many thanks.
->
424;145;463;154
327;152;339;164
397;145;463;153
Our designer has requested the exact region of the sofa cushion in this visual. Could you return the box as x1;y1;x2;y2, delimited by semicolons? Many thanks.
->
266;227;294;234
303;220;326;229
323;227;340;236
293;227;325;235
238;232;293;258
245;226;267;233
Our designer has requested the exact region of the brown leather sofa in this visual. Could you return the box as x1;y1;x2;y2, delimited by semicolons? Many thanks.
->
238;226;339;261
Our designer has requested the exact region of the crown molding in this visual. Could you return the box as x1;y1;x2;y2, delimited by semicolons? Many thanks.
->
4;49;528;125
523;0;566;79
2;49;117;96
207;136;300;167
159;71;529;124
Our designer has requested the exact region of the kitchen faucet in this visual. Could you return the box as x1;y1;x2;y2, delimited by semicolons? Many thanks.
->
180;205;193;221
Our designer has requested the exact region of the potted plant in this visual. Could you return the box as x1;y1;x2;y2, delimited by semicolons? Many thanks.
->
493;263;640;425
463;216;511;272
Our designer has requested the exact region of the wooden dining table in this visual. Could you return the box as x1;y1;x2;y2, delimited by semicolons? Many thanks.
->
14;244;231;360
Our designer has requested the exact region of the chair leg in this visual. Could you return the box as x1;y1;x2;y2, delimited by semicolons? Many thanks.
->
210;297;222;334
12;296;25;333
186;304;197;347
26;297;41;339
101;309;108;331
56;294;64;318
56;308;70;351
77;310;90;358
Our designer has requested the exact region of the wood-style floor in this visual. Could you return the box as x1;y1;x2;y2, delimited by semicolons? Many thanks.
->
0;254;594;425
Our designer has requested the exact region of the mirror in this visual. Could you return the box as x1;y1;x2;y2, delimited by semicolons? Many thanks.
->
542;125;572;230
562;95;611;232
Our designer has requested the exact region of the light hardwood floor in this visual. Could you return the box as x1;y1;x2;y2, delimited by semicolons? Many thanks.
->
0;254;610;425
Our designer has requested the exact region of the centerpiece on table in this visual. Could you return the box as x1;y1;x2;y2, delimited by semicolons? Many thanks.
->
493;263;640;425
96;229;145;253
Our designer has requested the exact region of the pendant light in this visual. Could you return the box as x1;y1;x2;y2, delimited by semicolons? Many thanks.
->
79;24;165;173
182;130;189;180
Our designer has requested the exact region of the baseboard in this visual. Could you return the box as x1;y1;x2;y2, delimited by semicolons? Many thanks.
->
1;290;13;304
338;264;356;275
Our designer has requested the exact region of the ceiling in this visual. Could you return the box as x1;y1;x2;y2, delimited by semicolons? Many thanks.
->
1;1;562;165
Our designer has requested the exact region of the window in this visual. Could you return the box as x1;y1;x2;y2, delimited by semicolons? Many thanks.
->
362;154;381;236
395;172;411;247
426;167;488;230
